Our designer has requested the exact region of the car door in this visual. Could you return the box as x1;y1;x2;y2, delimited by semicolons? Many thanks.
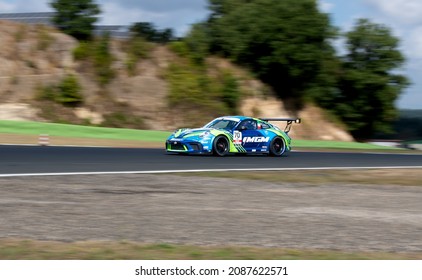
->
235;119;267;152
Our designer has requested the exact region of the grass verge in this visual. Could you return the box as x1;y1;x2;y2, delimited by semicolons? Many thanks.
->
0;120;170;143
1;239;420;260
293;139;401;150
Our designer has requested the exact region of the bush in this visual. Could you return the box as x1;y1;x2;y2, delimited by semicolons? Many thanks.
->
101;112;146;129
124;37;151;76
220;71;241;114
36;74;83;107
72;35;115;86
169;41;190;57
165;54;244;125
93;34;115;86
73;41;91;60
56;74;83;106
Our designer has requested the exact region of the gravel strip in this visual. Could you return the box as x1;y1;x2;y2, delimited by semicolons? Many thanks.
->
1;175;421;252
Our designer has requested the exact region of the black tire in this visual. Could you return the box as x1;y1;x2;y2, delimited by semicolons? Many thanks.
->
269;137;286;157
212;135;229;156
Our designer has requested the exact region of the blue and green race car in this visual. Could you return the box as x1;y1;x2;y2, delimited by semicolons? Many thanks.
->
166;116;300;156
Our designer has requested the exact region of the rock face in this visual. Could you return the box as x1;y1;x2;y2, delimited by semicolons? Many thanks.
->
0;103;40;121
0;20;353;141
0;21;77;103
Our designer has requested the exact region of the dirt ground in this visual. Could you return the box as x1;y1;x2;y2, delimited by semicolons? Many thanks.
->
0;174;421;253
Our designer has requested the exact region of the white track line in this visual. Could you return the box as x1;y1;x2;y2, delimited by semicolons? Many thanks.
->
0;166;421;177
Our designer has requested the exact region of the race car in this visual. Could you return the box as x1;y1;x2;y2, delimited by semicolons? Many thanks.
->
165;116;300;156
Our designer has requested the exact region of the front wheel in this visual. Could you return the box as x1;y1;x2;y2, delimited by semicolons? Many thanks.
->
269;137;286;157
212;135;229;156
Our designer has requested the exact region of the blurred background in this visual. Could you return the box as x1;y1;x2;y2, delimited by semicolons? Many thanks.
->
0;0;421;148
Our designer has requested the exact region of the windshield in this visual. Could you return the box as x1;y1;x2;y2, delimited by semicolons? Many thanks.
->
204;119;239;130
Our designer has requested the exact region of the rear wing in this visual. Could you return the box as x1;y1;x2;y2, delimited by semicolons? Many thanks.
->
259;118;301;133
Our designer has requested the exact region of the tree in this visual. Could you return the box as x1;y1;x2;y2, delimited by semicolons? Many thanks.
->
205;0;335;110
130;22;175;43
184;23;211;64
50;0;101;41
130;22;157;41
335;19;409;140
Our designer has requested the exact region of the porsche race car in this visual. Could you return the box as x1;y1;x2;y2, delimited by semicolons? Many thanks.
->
166;116;300;156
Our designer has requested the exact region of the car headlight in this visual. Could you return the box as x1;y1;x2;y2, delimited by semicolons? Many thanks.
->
200;131;210;138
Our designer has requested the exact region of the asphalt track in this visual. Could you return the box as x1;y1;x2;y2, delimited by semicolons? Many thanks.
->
0;145;421;175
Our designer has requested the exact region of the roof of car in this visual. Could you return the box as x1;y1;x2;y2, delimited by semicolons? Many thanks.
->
218;116;254;121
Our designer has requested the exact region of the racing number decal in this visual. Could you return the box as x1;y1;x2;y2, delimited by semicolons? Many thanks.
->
233;130;242;144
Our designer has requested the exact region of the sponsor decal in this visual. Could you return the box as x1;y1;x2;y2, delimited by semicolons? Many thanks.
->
243;136;270;143
233;130;242;144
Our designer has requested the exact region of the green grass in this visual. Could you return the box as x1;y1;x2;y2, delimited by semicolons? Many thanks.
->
0;120;404;150
1;240;420;260
293;139;400;150
0;120;171;142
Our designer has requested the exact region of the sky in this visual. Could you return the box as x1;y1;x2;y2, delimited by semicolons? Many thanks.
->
0;0;421;109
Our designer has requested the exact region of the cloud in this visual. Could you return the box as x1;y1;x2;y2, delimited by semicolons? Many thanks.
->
0;0;50;12
405;27;422;60
100;0;207;13
98;0;208;35
365;0;422;25
318;0;334;12
99;0;209;36
0;1;14;12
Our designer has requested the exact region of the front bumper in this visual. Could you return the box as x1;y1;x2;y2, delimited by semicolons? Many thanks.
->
166;140;211;154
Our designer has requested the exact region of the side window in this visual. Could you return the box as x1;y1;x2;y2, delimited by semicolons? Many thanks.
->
260;122;270;129
238;119;257;130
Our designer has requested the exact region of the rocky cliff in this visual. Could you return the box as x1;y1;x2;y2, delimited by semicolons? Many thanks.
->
0;20;353;141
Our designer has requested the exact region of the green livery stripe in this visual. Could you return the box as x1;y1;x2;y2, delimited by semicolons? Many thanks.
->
235;144;246;153
267;129;291;145
267;128;282;136
225;132;245;153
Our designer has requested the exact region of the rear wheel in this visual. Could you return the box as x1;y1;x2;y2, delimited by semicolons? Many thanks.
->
269;137;286;157
212;135;229;156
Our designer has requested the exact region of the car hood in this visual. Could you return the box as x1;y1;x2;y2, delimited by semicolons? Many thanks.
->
172;128;219;139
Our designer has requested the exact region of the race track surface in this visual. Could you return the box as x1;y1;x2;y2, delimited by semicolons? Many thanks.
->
0;145;422;174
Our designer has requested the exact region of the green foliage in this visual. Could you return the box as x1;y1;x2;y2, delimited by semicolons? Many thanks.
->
130;22;175;43
169;41;190;57
36;74;83;107
220;71;241;114
165;53;243;125
184;23;211;64
72;34;115;85
333;19;410;140
93;33;115;85
57;74;83;105
50;0;101;41
124;36;151;76
73;41;91;60
101;112;146;129
206;0;334;109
